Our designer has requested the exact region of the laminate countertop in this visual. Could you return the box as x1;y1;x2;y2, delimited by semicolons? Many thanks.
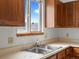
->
0;42;79;59
0;51;43;59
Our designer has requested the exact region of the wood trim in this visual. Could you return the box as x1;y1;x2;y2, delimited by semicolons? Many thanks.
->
16;32;44;36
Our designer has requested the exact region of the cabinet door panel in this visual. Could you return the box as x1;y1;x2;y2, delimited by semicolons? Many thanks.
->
58;50;65;59
73;47;79;57
0;0;24;26
75;1;79;27
66;47;73;56
73;48;79;53
0;0;9;21
57;1;64;27
63;2;76;27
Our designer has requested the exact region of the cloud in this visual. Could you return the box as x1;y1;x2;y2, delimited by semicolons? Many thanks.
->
34;9;39;14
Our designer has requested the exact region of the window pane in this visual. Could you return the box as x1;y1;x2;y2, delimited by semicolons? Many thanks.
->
25;0;28;32
30;0;40;32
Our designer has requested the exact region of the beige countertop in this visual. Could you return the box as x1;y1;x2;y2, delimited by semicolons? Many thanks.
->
0;41;79;59
0;51;43;59
0;45;69;59
41;41;79;59
50;41;79;47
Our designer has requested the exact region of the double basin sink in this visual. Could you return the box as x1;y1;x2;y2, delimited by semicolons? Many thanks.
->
26;45;62;55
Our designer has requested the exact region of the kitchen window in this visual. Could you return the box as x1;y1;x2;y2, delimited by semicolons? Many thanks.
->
17;0;44;36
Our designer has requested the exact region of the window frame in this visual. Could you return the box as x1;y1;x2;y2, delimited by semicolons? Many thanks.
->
17;0;44;36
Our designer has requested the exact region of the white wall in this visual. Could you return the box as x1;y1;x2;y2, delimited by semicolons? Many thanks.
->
0;27;57;48
57;28;79;43
1;27;79;48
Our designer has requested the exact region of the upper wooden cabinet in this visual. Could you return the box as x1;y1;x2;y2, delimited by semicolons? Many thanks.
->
56;1;64;27
0;0;25;26
60;1;79;28
45;0;64;28
62;2;76;27
75;1;79;27
46;0;79;28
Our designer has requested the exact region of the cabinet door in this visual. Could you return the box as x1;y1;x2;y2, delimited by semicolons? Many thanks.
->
58;50;65;59
0;0;25;26
63;2;76;27
75;1;79;27
47;55;56;59
65;47;73;59
56;1;64;27
65;47;73;56
45;0;57;28
73;47;79;57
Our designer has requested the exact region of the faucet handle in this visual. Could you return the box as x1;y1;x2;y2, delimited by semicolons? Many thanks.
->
36;40;39;43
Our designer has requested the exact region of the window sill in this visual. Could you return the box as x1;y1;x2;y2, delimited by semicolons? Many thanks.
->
16;32;44;36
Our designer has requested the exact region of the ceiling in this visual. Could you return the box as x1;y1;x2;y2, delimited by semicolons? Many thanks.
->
60;0;77;3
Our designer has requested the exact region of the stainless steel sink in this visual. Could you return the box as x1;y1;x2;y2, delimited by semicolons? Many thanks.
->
25;40;63;55
46;46;62;50
27;47;53;54
36;45;62;50
26;45;62;55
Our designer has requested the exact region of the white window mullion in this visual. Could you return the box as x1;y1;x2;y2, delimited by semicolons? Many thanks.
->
30;0;32;32
39;1;42;32
42;0;45;32
27;0;31;32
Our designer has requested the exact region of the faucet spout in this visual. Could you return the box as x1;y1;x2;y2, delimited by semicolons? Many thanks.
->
35;40;39;47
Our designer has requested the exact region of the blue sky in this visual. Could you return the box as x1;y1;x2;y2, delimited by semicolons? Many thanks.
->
25;0;39;23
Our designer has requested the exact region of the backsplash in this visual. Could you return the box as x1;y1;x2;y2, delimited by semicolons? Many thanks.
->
1;27;79;48
57;28;79;43
0;27;57;48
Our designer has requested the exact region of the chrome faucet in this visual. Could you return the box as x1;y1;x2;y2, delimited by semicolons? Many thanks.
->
35;40;45;48
35;40;39;47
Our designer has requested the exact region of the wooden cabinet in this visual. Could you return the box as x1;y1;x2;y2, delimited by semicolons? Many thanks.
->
65;47;73;59
47;50;66;59
62;1;79;27
75;1;79;27
62;2;76;27
45;0;79;28
45;0;64;28
57;50;66;59
45;0;62;28
56;1;64;27
47;55;56;59
0;0;25;26
57;1;79;28
73;47;79;57
65;47;72;56
47;47;79;59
